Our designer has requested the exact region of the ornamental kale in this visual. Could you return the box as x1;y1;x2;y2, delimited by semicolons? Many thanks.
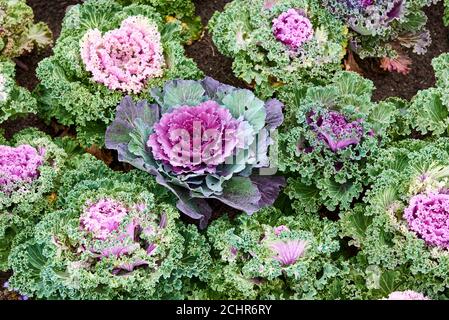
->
105;77;285;228
208;0;348;99
0;59;37;123
407;53;449;137
7;155;211;299
0;0;52;59
278;71;399;212
35;0;202;147
0;129;66;271
322;0;434;73
340;138;449;299
203;207;341;299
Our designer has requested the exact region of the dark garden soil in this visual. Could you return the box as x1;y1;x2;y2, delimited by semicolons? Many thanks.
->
185;0;247;89
359;1;449;101
0;0;448;299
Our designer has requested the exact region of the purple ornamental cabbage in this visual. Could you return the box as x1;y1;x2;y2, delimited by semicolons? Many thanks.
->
105;77;285;227
148;100;242;174
307;110;364;152
341;0;406;35
0;144;45;194
404;193;449;249
272;9;314;51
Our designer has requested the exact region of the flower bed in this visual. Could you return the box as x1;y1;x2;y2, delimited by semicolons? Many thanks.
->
1;0;449;301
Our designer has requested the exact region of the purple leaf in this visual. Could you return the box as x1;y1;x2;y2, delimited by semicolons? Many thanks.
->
250;175;285;208
264;99;284;129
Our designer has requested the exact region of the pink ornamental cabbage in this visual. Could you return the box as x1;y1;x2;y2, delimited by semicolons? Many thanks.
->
0;144;45;193
270;239;307;266
404;193;449;249
147;100;243;174
80;15;165;94
308;111;364;152
272;9;314;50
80;198;129;240
386;290;429;300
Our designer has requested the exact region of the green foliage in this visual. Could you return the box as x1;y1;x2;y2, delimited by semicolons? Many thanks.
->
0;59;37;123
201;207;342;299
208;0;347;98
340;138;449;299
35;0;202;147
278;71;401;212
0;0;52;58
444;0;449;26
0;129;67;271
407;53;449;137
7;155;211;299
117;0;196;19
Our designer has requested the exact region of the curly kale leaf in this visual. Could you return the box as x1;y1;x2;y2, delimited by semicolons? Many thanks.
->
0;59;37;123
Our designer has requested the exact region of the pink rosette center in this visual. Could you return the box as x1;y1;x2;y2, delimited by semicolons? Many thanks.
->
80;198;129;240
80;15;165;94
404;193;449;249
270;239;307;266
272;9;314;50
385;290;429;300
0;144;45;193
147;100;242;174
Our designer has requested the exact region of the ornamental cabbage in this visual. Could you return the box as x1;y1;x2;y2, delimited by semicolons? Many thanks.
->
35;0;202;147
0;59;37;123
208;0;348;98
322;0;433;72
80;16;165;94
106;77;285;227
0;0;52;59
278;71;399;212
202;207;341;299
407;53;449;137
0;129;66;271
340;138;449;299
7;155;211;299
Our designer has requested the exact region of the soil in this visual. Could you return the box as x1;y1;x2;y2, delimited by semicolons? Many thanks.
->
0;271;21;300
360;1;449;101
185;0;247;89
0;0;448;298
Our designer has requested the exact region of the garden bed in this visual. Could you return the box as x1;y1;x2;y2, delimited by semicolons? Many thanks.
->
2;0;448;140
1;0;449;301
